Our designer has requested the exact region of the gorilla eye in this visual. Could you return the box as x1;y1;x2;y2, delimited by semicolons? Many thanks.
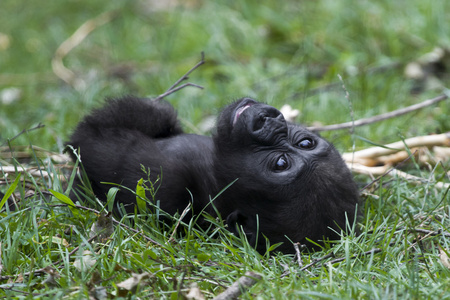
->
298;138;315;149
275;156;289;171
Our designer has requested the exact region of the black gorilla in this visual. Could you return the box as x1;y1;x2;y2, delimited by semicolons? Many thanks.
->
68;96;359;253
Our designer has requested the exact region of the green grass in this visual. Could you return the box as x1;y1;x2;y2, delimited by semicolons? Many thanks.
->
1;0;449;298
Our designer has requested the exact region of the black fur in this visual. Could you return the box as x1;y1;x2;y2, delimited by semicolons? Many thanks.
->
68;96;359;254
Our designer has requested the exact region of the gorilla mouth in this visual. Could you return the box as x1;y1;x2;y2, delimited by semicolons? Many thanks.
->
232;99;255;126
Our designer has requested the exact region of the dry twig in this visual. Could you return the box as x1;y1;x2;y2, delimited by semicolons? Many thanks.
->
412;228;450;237
325;248;383;266
213;272;262;300
350;163;449;190
343;132;450;163
308;93;449;132
1;165;54;180
0;123;45;147
153;52;205;101
167;202;192;243
293;243;303;268
299;253;334;272
343;132;450;189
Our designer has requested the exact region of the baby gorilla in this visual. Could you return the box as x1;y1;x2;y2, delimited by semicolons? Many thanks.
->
69;96;359;254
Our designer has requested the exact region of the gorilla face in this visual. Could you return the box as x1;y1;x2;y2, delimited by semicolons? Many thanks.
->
217;98;330;185
214;98;359;253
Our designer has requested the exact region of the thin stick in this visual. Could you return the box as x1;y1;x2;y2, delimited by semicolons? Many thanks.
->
293;243;303;268
324;248;383;266
307;93;449;132
1;123;45;147
212;272;262;300
290;242;315;277
166;52;205;92
153;52;205;101
167;202;192;243
407;230;436;251
1;165;54;180
411;228;450;238
299;253;334;272
343;132;450;160
349;162;450;190
154;83;204;101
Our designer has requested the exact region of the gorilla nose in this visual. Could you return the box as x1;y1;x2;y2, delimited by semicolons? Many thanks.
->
252;113;285;132
250;108;287;144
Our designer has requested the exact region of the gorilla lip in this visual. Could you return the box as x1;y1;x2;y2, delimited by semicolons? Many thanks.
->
233;102;254;126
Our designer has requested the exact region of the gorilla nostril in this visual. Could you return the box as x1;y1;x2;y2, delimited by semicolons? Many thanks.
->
252;115;267;131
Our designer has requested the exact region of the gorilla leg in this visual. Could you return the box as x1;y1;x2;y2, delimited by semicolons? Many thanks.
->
67;96;184;211
70;96;182;155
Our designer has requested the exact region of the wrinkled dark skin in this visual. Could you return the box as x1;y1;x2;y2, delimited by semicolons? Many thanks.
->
68;96;359;254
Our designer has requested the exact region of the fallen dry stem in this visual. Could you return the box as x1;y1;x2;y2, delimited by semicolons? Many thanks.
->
165;52;205;92
167;202;192;243
293;243;303;268
348;163;450;190
324;248;383;266
308;93;448;132
51;10;117;90
153;52;205;101
1;165;54;180
213;272;262;300
0;123;45;147
343;133;450;161
343;132;450;189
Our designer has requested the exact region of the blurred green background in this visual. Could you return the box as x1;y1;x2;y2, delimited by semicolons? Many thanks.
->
0;0;449;151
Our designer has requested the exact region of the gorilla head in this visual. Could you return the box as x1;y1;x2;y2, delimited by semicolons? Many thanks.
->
213;98;359;253
68;96;359;254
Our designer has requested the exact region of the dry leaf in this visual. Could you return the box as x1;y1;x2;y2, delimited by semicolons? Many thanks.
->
32;235;69;247
279;104;300;123
73;250;97;272
90;286;108;300
116;272;152;294
185;282;205;300
41;266;60;287
12;273;24;284
90;212;114;243
433;146;450;161
439;246;450;269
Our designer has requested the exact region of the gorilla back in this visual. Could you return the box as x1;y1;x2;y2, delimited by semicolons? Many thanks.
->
68;96;359;254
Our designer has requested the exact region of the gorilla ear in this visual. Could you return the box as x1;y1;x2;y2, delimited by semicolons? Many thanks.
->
226;210;258;246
